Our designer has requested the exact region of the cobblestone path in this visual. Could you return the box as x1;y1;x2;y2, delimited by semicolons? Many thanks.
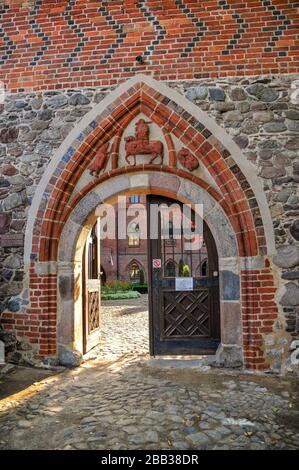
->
0;295;298;450
87;295;149;360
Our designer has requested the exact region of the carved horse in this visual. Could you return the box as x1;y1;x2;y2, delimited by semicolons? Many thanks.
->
124;137;163;165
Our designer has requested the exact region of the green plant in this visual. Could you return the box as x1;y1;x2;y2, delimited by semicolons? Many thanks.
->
182;264;191;277
103;280;130;293
101;291;141;300
130;283;148;294
179;258;184;276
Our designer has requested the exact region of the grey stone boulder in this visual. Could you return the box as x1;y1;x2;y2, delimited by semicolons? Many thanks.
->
186;86;208;101
273;245;299;268
236;101;250;113
280;283;299;307
41;128;61;142
3;255;22;269
69;93;90;106
215;344;243;368
264;121;287;133
18;130;37;143
273;153;290;168
230;87;247;101
259;166;286;179
258;139;282;150
0;330;17;353
6;298;21;312
214;102;235;113
2;192;27;211
0;213;11;234
276;188;292;203
233;134;249;149
285;195;299;209
242;120;259;135
224;110;243;123
48;94;68;108
287;120;299;132
258;149;273;160
253;111;274;123
286;137;299;150
209;88;226;101
246;83;279;102
285;109;299;120
31;120;50;131
290;220;299;241
30;96;43;110
59;347;82;368
38;109;53;121
251;102;267;111
0;127;19;143
282;271;299;280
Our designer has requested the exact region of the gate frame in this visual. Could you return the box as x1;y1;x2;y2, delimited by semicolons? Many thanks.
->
8;74;278;370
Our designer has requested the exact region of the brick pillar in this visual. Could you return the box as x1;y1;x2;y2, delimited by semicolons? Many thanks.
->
242;267;278;370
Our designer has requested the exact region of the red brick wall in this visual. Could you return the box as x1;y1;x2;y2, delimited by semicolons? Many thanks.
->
242;265;278;370
1;266;57;357
1;0;298;92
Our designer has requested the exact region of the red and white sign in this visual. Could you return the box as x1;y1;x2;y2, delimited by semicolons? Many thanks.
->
152;259;162;269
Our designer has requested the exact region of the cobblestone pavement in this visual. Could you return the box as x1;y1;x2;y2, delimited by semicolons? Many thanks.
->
0;295;298;450
86;295;149;360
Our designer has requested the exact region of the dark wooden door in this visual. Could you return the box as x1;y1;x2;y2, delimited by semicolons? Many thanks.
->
148;195;220;355
83;221;101;354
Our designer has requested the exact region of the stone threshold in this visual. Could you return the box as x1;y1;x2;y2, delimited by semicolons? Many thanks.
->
147;355;216;369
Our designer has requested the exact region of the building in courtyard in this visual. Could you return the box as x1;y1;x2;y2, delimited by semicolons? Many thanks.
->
0;0;298;375
100;194;208;285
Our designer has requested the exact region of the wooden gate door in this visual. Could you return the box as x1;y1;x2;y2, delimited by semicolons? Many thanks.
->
83;221;101;353
148;196;220;356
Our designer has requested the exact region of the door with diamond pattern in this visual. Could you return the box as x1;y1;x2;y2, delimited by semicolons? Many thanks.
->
83;221;101;354
148;196;220;355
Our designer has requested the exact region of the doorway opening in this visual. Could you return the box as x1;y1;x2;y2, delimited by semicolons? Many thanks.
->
81;192;220;360
83;192;149;359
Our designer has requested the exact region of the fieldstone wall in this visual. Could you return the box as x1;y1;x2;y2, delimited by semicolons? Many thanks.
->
0;73;299;372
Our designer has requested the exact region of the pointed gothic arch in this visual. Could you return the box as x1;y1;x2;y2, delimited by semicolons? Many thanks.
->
17;74;277;370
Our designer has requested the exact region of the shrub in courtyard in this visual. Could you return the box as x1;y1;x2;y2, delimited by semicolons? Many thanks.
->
182;264;191;277
103;280;131;293
101;291;141;300
130;284;148;294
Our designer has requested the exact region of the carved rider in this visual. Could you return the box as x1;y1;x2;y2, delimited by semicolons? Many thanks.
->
135;119;150;141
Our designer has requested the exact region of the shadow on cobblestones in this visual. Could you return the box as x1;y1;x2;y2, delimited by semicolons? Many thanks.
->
0;295;298;450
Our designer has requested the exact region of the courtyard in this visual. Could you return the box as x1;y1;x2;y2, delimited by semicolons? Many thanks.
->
0;295;298;451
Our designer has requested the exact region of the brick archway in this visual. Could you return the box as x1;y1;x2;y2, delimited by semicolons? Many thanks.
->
3;75;278;370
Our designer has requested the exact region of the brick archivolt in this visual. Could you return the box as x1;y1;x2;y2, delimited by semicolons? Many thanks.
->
23;75;275;266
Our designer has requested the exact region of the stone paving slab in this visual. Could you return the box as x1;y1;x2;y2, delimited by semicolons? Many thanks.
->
0;295;298;450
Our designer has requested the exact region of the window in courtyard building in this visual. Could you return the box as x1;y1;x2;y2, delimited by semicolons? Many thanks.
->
129;195;140;204
129;261;140;283
163;220;176;246
128;222;140;246
165;260;176;277
201;259;208;277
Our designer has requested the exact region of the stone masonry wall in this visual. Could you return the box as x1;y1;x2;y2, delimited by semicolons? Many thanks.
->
0;73;299;372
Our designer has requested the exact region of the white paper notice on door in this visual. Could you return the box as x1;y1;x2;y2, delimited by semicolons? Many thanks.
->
175;277;193;291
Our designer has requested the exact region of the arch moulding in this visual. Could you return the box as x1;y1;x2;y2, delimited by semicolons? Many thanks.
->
11;74;277;370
